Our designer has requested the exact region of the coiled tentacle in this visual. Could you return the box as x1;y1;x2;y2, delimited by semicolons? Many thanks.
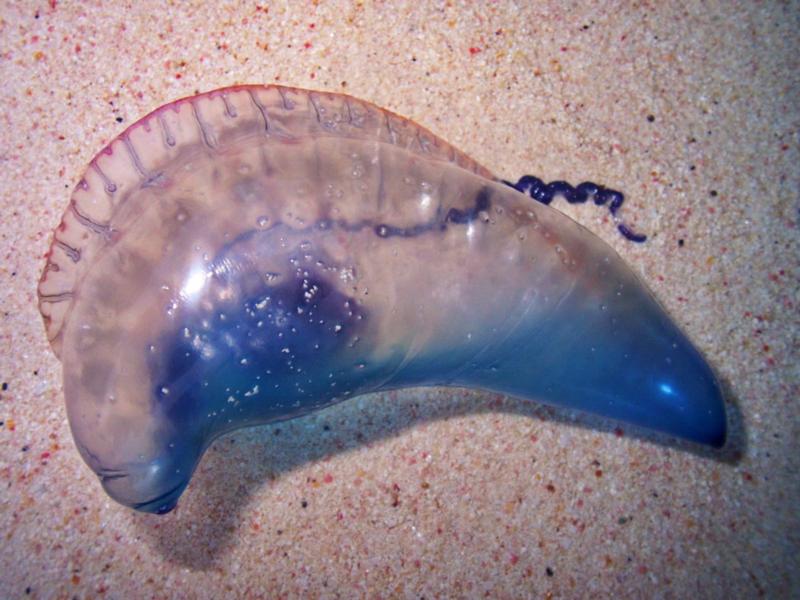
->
502;175;647;242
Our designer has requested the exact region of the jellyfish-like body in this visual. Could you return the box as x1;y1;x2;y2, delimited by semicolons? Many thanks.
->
38;85;726;513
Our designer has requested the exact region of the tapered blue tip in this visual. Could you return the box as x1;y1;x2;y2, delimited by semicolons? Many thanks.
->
637;332;727;447
564;286;729;448
451;268;728;449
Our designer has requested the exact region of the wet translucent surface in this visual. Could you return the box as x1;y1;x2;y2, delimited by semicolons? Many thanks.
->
38;86;726;513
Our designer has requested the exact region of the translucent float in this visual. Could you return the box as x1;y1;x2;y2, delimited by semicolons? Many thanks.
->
38;85;726;513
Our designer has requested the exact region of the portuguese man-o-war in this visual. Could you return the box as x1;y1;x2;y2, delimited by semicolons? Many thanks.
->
37;85;726;514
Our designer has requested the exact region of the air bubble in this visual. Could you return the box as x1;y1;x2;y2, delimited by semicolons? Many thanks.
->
257;216;270;228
